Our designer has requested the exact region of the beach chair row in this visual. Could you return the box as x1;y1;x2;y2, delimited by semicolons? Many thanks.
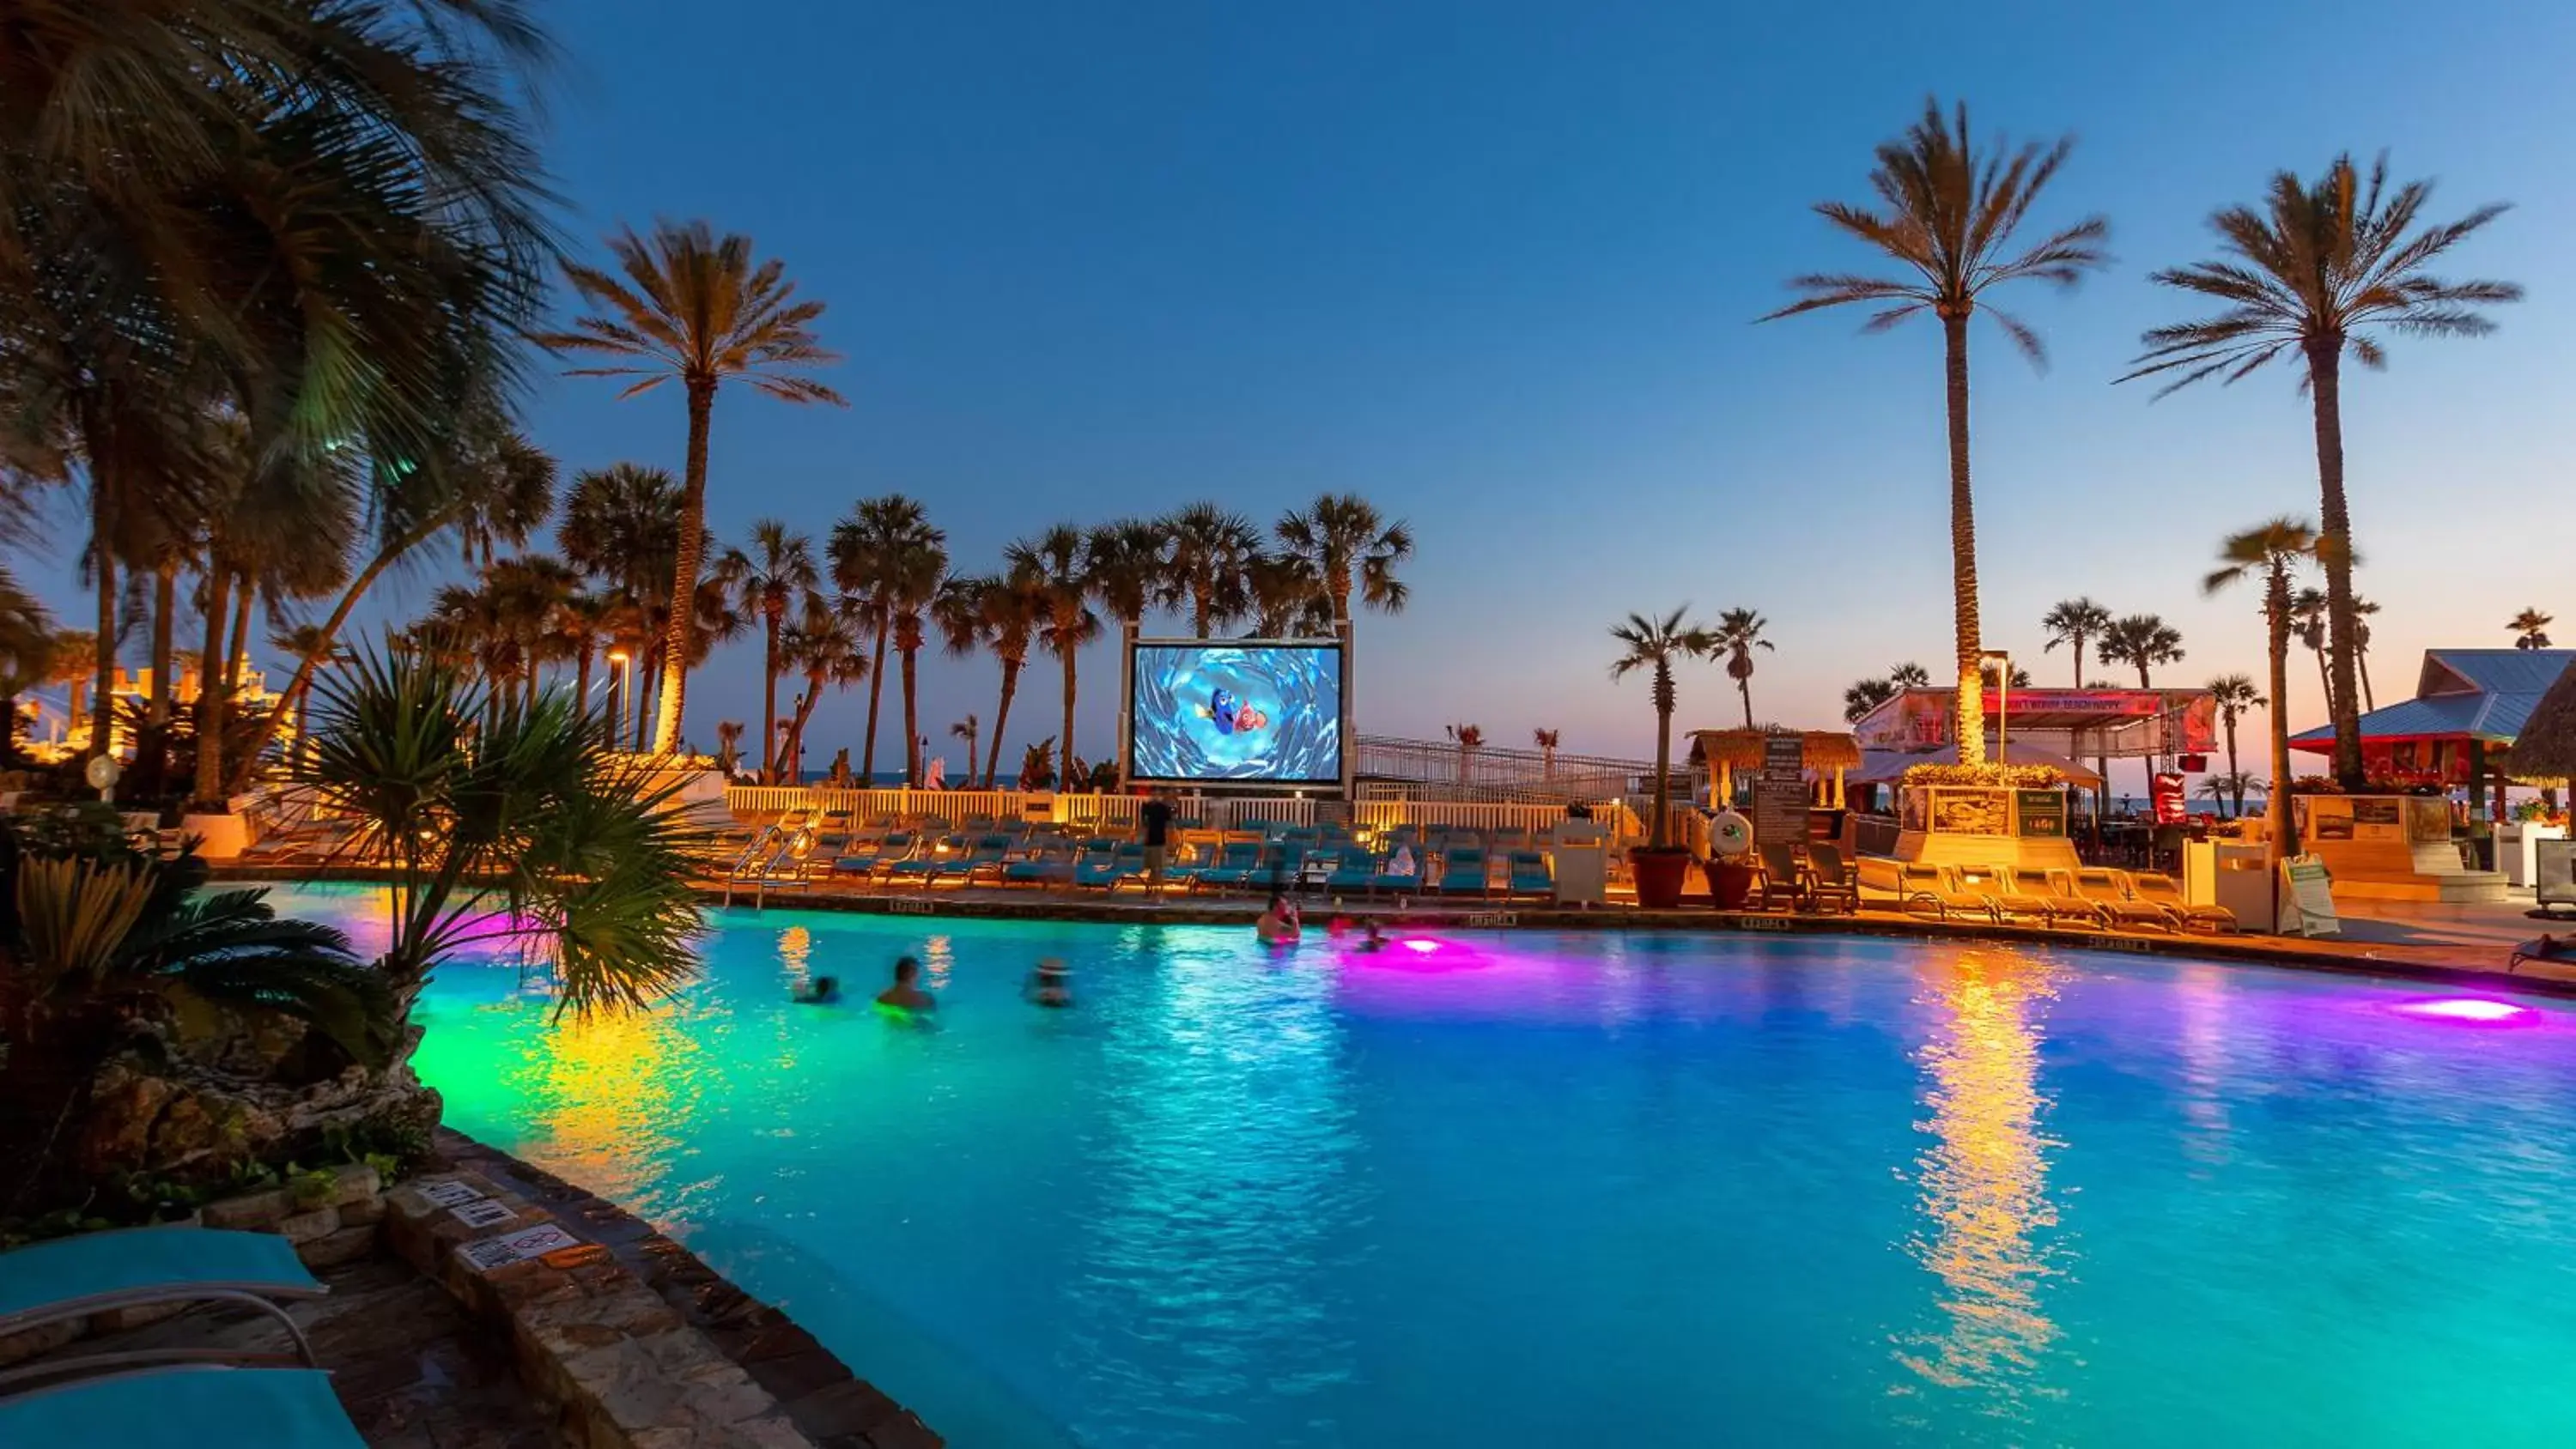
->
1862;861;2239;933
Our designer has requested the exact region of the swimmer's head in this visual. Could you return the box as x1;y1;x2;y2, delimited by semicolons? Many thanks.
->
814;975;838;993
893;955;920;983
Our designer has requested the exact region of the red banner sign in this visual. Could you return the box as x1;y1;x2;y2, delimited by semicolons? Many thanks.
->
2151;772;2188;826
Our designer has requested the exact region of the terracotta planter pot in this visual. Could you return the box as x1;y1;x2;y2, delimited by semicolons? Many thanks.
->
1701;859;1758;910
1631;847;1692;909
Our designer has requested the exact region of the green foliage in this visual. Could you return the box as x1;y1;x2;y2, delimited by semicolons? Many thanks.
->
293;642;710;1021
286;1164;337;1210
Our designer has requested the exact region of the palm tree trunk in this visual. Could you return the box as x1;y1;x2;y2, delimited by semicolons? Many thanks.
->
574;646;595;719
2223;721;2241;818
860;609;890;779
89;551;116;761
222;583;253;698
781;680;824;776
2357;647;2376;713
1942;313;1985;767
2073;640;2086;688
1738;678;1754;731
650;380;716;755
223;512;447;796
1194;591;1211;640
2312;640;2332;717
1058;640;1078;791
2266;571;2298;862
986;658;1020;788
901;642;921;786
192;568;233;805
2305;342;2365;789
760;611;781;784
1649;697;1674;848
147;561;176;729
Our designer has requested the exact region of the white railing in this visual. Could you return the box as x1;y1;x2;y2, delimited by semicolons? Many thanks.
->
1353;798;1637;841
726;785;1042;822
718;786;1635;841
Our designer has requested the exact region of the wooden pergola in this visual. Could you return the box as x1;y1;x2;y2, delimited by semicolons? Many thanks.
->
1689;730;1865;808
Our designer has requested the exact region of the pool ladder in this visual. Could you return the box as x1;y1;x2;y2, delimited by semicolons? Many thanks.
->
721;825;817;910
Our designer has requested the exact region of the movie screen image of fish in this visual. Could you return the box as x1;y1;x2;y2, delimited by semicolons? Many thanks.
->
1128;643;1343;784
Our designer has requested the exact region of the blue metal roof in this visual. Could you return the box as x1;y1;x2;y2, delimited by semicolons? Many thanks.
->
2293;649;2575;749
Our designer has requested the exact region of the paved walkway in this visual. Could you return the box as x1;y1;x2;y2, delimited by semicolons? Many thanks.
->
26;1253;560;1447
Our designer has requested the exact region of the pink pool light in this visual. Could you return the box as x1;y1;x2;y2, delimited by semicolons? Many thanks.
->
1402;938;1442;955
2396;997;2533;1024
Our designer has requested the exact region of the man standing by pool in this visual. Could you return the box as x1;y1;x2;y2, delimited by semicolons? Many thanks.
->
1139;788;1175;894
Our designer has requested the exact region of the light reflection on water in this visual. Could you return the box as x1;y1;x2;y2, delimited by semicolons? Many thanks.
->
249;883;2576;1448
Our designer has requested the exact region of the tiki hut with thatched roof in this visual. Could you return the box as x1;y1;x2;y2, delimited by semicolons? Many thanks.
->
1689;729;1864;806
2509;659;2576;785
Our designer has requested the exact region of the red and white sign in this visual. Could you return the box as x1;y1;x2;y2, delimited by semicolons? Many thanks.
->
2151;772;2189;826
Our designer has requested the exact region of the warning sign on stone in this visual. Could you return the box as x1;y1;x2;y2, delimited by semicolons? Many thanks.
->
418;1179;485;1208
455;1222;580;1272
452;1198;517;1228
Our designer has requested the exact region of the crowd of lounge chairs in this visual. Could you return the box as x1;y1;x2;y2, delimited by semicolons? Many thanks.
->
1859;858;2238;934
708;811;1571;901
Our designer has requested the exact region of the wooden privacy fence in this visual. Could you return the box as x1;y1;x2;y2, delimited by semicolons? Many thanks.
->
719;785;1628;838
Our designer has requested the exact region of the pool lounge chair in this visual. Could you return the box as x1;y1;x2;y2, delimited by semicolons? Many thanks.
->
2124;870;2239;932
2067;869;2178;932
935;834;1015;886
1321;846;1378;895
1189;841;1266;893
2001;866;2107;928
1949;864;2057;925
1893;864;2003;924
1755;841;1806;912
0;1367;365;1448
1003;843;1078;888
1077;843;1142;890
883;834;965;884
0;1228;326;1390
1804;843;1861;914
1504;850;1552;899
834;830;915;877
1436;847;1491;899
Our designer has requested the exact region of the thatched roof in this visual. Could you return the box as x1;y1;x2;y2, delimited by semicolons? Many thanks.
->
1689;729;1863;773
2508;660;2576;784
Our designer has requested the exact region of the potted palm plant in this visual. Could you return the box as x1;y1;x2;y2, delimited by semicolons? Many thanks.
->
1611;608;1717;910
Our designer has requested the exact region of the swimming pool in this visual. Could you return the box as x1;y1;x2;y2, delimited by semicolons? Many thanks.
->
272;884;2576;1446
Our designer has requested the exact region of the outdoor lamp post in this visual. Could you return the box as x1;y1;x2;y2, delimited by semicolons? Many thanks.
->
605;651;629;750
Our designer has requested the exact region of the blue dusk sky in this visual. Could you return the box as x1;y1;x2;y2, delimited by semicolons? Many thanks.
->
26;0;2575;783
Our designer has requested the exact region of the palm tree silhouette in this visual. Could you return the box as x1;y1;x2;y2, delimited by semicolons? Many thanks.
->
2206;518;2328;856
1609;608;1719;849
2041;598;2112;687
2511;608;2555;651
1712;609;1775;730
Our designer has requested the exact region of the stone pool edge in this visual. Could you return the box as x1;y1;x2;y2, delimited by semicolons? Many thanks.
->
220;865;2576;1000
424;1127;943;1449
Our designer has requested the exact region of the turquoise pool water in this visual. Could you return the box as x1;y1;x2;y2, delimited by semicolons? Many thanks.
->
274;885;2576;1446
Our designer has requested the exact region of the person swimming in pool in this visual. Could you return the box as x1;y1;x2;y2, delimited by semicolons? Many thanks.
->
875;955;936;1012
794;974;842;1004
1025;957;1072;1008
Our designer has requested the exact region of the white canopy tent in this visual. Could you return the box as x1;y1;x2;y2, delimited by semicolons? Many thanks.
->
1851;737;2104;789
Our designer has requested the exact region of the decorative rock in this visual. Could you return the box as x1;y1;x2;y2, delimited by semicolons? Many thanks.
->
329;1162;381;1206
276;1207;341;1245
298;1224;380;1270
338;1196;386;1228
202;1188;292;1231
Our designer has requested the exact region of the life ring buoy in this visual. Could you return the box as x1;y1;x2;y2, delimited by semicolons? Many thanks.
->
1710;809;1753;858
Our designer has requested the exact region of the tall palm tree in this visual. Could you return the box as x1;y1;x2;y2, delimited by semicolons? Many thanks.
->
537;221;848;753
939;572;1046;788
2098;615;2185;688
550;591;613;715
1887;662;1933;688
1711;608;1774;730
1008;526;1099;793
950;713;981;779
2206;518;2327;858
1161;503;1262;638
1610;609;1717;850
714;521;822;784
1244;553;1326;638
1765;99;2109;767
2125;155;2518;788
2351;595;2381;712
828;495;943;781
775;613;866;781
1274;494;1413;642
2204;674;2266;817
1087;519;1171;785
1533;727;1561;783
2040;597;2113;687
2510;608;2555;651
2289;587;2332;707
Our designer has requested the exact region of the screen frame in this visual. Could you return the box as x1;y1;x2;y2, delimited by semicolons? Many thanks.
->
1122;636;1348;791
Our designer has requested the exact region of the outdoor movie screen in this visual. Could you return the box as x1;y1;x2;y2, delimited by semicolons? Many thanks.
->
1127;642;1344;785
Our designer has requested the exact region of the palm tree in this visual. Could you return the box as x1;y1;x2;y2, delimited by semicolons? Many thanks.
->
1887;662;1932;688
2204;674;2266;817
939;573;1047;788
1534;727;1561;783
1711;609;1774;731
2289;587;2332;707
549;591;614;716
2040;598;2113;687
537;221;848;753
44;630;96;746
775;613;867;781
2198;773;2261;812
1765;99;2109;767
2098;615;2185;689
1609;608;1719;849
950;713;981;778
1274;494;1413;643
2351;596;2381;712
1161;504;1262;638
1979;660;2033;690
1844;676;1899;723
2206;518;2326;858
2125;155;2518;789
1008;527;1100;793
1245;553;1327;638
1087;519;1170;785
714;720;747;779
2510;608;2555;651
714;521;822;784
827;495;943;781
1445;724;1485;786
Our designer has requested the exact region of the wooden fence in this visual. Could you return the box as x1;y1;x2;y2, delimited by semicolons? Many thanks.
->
718;785;1619;838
